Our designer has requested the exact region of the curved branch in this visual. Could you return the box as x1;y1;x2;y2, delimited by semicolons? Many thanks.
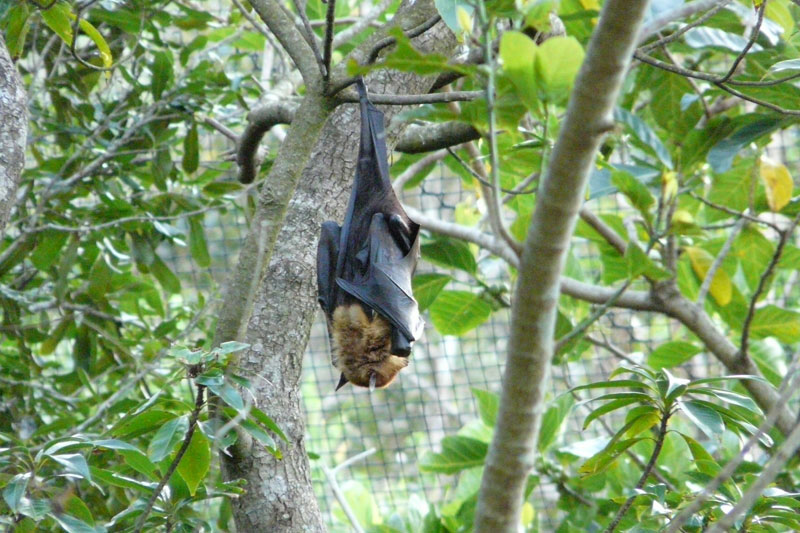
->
237;100;300;184
637;0;732;46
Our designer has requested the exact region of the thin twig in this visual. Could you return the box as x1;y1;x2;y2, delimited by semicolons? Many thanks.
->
717;0;766;84
332;0;393;48
665;359;800;533
292;0;325;79
134;386;206;533
393;149;448;192
740;211;800;359
322;0;336;82
337;90;482;105
555;281;632;354
696;215;746;306
604;412;671;533
638;0;733;53
366;14;441;64
690;191;781;231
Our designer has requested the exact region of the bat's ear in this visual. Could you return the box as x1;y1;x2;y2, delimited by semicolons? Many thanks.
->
335;373;349;391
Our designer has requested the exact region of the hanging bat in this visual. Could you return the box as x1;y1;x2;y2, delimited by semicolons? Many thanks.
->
316;79;424;391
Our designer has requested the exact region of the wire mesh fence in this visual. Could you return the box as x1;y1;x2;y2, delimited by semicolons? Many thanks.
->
162;136;799;529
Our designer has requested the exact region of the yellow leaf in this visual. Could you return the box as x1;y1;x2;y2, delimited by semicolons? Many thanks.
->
580;0;600;9
662;171;678;203
520;502;535;528
671;209;694;226
685;247;732;305
456;7;473;36
760;156;793;212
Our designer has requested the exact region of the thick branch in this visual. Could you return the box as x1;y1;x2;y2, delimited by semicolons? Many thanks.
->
474;1;651;531
237;100;300;184
395;121;481;153
0;36;27;239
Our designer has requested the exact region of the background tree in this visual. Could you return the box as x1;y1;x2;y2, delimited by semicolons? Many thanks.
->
2;0;800;532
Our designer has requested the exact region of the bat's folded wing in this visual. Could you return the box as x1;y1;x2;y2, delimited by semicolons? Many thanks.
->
335;238;424;342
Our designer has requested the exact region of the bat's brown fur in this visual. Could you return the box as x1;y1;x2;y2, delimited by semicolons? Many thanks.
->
331;304;409;388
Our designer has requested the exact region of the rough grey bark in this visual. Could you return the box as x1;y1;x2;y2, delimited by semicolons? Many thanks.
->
219;2;457;530
0;36;27;238
473;1;651;531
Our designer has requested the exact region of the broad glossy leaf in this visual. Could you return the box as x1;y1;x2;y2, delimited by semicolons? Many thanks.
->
151;50;173;100
579;437;646;476
188;217;211;268
582;397;640;429
539;393;575;451
48;453;92;482
421;237;477;274
614;107;672;169
500;31;539;111
679;400;724;440
534;36;584;104
749;305;800;342
429;291;492;336
148;416;189;462
648;341;703;370
412;273;452;312
707;118;781;173
2;473;31;512
472;389;499;427
40;3;74;44
420;436;488;474
78;18;112;68
176;430;210;495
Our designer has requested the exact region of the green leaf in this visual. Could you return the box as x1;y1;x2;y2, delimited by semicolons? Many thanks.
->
679;432;719;476
679;400;724;440
570;379;653;392
40;3;74;45
648;341;703;370
624;408;660;438
579;438;646;476
216;341;250;355
48;453;92;482
614;107;672;169
188;217;211;268
30;230;69;270
176;430;210;495
240;419;280;457
435;0;475;33
690;389;759;413
4;4;32;59
429;291;492;336
151;50;173;100
499;31;539;111
538;393;575;452
748;305;800;343
472;389;499;427
248;407;288;443
582;397;641;429
51;514;101;533
78;18;112;68
3;473;31;512
412;273;452;312
420;436;488;474
183;122;199;174
148;416;189;462
421;237;477;274
150;254;181;294
611;169;655;224
707;117;782;173
534;36;584;104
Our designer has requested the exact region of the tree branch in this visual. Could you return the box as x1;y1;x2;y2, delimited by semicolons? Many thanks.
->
395;121;481;153
696;215;745;306
604;411;671;533
336;90;482;105
474;1;651;529
237;100;300;184
134;386;206;533
249;0;321;86
637;0;733;47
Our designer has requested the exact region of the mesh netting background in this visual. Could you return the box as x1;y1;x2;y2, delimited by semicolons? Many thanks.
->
163;121;799;530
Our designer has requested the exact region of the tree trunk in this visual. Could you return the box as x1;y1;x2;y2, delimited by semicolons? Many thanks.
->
474;1;651;531
221;4;457;530
0;36;27;238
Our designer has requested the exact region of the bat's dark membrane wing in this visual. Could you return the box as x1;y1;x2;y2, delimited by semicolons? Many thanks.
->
336;213;424;348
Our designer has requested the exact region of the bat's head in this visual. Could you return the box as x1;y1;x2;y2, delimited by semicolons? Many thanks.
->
331;304;409;390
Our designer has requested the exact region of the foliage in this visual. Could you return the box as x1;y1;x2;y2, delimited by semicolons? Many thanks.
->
3;0;800;531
